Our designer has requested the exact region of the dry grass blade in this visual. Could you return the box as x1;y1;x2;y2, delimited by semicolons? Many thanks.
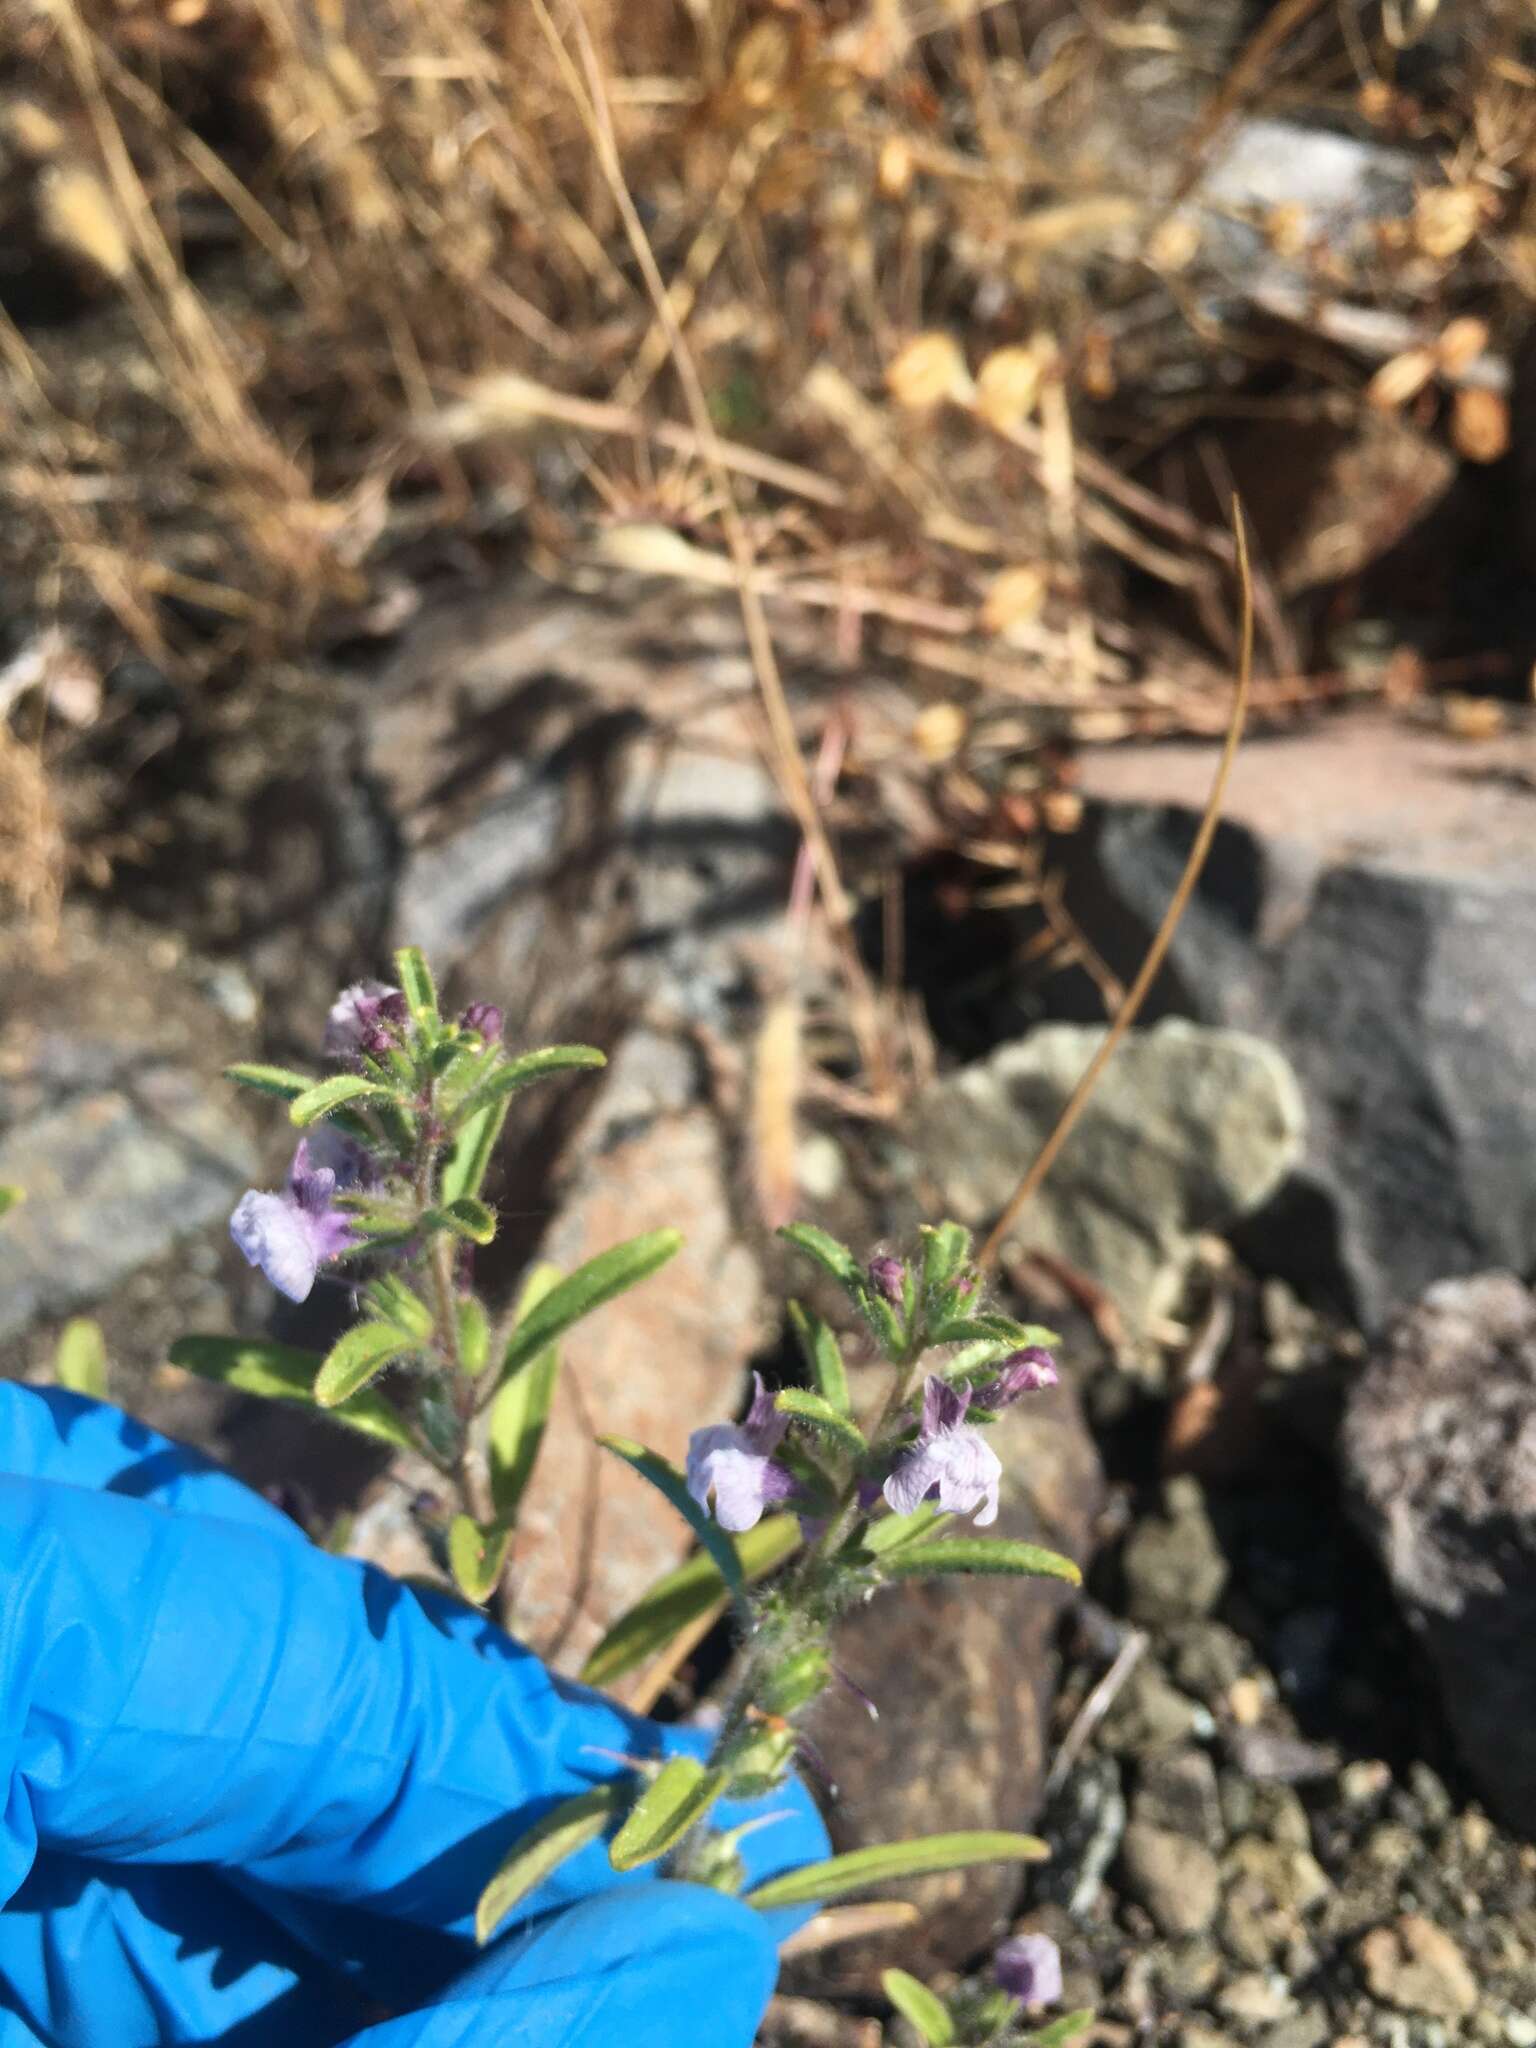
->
977;500;1255;1272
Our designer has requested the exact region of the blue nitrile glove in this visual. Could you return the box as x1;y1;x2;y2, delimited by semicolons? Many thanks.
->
0;1384;830;2046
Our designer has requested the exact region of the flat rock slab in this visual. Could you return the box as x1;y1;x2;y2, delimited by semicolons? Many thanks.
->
0;918;255;1345
904;1020;1304;1338
1067;711;1536;1329
1344;1272;1536;1834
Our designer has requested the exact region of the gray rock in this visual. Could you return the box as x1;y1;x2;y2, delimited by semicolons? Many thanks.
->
1036;1755;1126;1915
1132;1747;1224;1848
1343;1272;1536;1833
1120;1821;1222;1935
0;917;255;1344
1123;1476;1230;1625
906;1020;1304;1339
1067;713;1536;1331
1103;1660;1215;1755
1358;1915;1479;2019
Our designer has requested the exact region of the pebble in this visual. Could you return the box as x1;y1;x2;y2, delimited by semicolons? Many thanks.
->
1339;1760;1393;1808
1357;1915;1478;2019
1132;1747;1224;1847
1504;2015;1536;2048
1119;1821;1222;1936
1122;1475;1230;1625
1218;1971;1296;2021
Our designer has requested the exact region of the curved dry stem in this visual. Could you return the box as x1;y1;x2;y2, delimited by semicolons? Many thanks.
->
977;499;1255;1272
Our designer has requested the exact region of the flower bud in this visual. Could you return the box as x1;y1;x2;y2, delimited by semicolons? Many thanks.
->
867;1255;906;1306
987;1345;1058;1403
995;1932;1062;2008
460;1001;504;1042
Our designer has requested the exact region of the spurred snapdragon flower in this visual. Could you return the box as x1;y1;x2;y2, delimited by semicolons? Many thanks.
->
994;1932;1062;2008
983;1344;1058;1405
324;980;406;1060
686;1373;796;1533
882;1375;1002;1526
229;1134;364;1303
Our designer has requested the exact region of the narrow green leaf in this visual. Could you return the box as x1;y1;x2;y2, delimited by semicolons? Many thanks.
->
314;1323;416;1407
223;1062;318;1104
857;1502;943;1556
168;1335;414;1449
448;1514;512;1604
452;1045;607;1129
500;1229;682;1383
926;1312;1031;1348
608;1756;728;1873
778;1221;863;1287
289;1074;394;1127
53;1318;108;1400
439;1095;509;1206
882;1969;955;2046
881;1537;1081;1585
599;1438;743;1598
580;1514;801;1689
424;1195;496;1245
774;1387;866;1458
475;1785;623;1944
365;1273;436;1343
787;1300;849;1414
744;1831;1048;1911
1028;2012;1095;2048
0;1185;21;1220
457;1295;491;1377
394;946;439;1027
488;1264;564;1521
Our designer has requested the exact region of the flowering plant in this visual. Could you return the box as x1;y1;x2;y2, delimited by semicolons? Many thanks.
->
168;951;1090;2040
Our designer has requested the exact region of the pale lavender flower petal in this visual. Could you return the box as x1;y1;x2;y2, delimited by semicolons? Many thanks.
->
742;1370;788;1453
995;1933;1062;2007
922;1375;971;1435
986;1345;1058;1404
324;980;404;1058
882;1374;1001;1525
685;1424;795;1533
230;1190;325;1303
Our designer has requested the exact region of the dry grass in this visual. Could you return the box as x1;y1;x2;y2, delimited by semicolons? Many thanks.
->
0;0;1532;988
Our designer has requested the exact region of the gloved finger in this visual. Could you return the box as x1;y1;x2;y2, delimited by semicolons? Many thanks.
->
338;1882;778;2048
0;1850;370;2047
0;1471;827;1947
0;1382;299;1541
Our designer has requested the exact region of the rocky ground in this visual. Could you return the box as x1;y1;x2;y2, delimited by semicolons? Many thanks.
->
4;576;1536;2046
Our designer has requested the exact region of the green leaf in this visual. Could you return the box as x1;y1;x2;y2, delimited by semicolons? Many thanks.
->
452;1045;607;1129
857;1502;943;1556
500;1229;682;1383
778;1221;863;1288
608;1756;728;1873
425;1195;496;1245
223;1062;318;1104
599;1438;743;1599
774;1387;866;1458
0;1185;20;1220
314;1323;417;1407
365;1273;436;1343
168;1335;414;1450
457;1295;491;1377
881;1969;955;2046
744;1831;1048;1911
925;1312;1031;1348
580;1514;801;1689
448;1514;512;1604
488;1264;564;1521
53;1317;108;1400
394;946;439;1028
439;1095;509;1206
289;1074;394;1127
787;1300;849;1414
475;1785;623;1944
881;1537;1081;1585
1028;2012;1095;2048
919;1221;971;1294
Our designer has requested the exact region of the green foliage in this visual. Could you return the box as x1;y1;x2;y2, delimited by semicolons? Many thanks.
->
168;1335;414;1449
447;1514;512;1604
313;1323;417;1407
882;1970;955;2046
53;1318;108;1400
289;1073;395;1127
919;1221;972;1296
598;1437;744;1599
1029;2013;1095;2048
456;1295;491;1377
881;1537;1081;1585
773;1386;866;1458
0;1185;20;1220
439;1095;508;1206
856;1503;943;1555
744;1831;1048;1911
787;1299;849;1413
223;1062;316;1104
394;945;439;1032
450;1045;607;1131
608;1756;728;1873
475;1785;623;1944
579;1514;800;1688
500;1229;682;1383
487;1265;564;1522
424;1195;496;1244
778;1221;863;1288
365;1272;437;1343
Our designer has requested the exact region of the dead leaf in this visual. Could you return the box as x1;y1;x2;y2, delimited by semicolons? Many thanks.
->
885;331;972;410
1451;386;1509;464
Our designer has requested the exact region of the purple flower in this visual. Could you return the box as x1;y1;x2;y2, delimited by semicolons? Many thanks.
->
460;1001;504;1042
984;1345;1059;1405
324;980;405;1059
229;1136;362;1302
686;1373;796;1534
882;1376;1002;1527
995;1932;1062;2008
867;1255;906;1306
